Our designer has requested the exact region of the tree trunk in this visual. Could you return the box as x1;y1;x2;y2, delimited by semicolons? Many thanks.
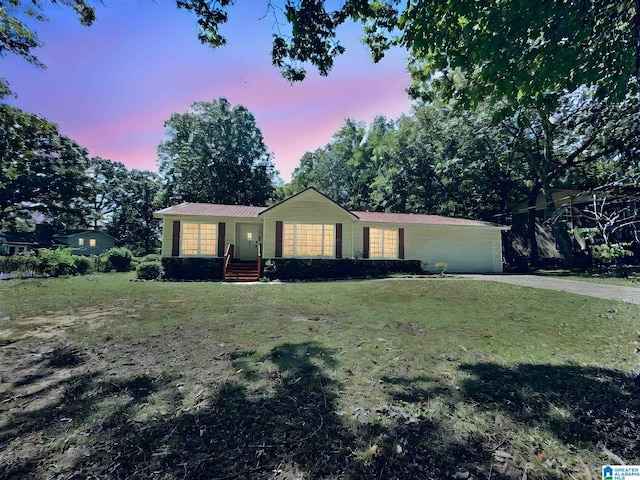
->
527;187;541;268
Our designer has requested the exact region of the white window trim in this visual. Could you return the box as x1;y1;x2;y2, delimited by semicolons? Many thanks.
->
283;223;335;258
369;228;398;259
181;222;217;257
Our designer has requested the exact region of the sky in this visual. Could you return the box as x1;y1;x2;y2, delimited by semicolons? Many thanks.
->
3;1;413;181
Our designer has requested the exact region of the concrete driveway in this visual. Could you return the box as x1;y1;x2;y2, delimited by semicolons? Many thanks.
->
463;274;640;305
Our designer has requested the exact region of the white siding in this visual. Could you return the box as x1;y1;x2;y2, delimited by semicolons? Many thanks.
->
354;222;503;273
159;215;245;257
260;189;355;258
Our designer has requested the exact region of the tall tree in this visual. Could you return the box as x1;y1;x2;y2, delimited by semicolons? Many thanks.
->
0;104;92;228
5;2;638;104
85;156;130;228
105;169;163;255
498;88;640;265
157;98;276;206
178;1;640;107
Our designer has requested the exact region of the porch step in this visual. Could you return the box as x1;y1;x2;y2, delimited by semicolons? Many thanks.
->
224;262;260;282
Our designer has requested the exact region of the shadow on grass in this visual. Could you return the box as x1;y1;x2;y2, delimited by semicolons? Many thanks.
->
458;363;640;459
4;340;638;479
1;341;490;479
384;362;640;463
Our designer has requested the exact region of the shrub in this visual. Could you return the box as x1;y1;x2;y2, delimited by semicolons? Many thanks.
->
73;255;94;274
136;261;163;280
262;259;421;281
161;257;224;281
0;254;37;276
434;262;448;275
103;247;134;272
139;254;161;264
36;248;76;277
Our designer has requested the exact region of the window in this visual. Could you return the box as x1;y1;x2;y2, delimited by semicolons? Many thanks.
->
370;228;397;259
89;239;96;247
181;223;217;256
283;223;334;257
78;238;85;246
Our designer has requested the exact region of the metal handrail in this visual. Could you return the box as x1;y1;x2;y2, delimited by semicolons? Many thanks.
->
257;243;262;278
223;243;234;279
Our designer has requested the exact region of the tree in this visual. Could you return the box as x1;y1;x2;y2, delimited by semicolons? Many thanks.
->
0;104;92;228
85;156;130;228
85;157;162;254
105;169;163;255
157;98;276;206
498;88;640;265
0;0;95;96
5;2;638;105
177;1;640;107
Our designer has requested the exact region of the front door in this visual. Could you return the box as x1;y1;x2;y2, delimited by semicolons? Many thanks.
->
237;224;262;261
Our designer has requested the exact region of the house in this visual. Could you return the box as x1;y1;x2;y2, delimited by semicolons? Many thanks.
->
0;232;40;255
53;230;116;255
0;224;116;256
154;188;507;281
509;187;640;267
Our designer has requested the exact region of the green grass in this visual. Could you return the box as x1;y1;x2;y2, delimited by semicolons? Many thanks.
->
1;274;639;479
547;273;640;288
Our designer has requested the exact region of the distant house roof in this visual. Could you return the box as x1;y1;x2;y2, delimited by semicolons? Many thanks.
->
0;231;38;245
54;230;116;241
154;203;267;218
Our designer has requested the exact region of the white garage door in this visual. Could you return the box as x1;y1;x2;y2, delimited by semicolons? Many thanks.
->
428;240;498;273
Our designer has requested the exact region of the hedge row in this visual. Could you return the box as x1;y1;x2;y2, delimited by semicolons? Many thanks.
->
160;257;421;281
161;257;224;281
263;258;422;280
0;247;138;278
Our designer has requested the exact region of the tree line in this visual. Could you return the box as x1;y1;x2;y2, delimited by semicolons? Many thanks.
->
2;89;639;262
0;98;277;255
279;89;640;266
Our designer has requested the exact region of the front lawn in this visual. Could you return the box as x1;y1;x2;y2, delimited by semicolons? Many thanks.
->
1;274;638;479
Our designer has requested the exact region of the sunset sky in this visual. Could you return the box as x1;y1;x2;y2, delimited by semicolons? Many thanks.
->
4;1;413;180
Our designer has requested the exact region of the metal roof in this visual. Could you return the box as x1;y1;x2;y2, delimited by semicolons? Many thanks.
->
352;211;501;227
154;202;267;218
154;198;504;228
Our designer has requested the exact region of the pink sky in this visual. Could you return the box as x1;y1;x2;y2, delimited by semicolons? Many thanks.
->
3;2;412;180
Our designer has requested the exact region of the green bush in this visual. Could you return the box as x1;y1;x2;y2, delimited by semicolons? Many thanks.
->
161;257;224;281
139;254;161;264
0;254;37;276
262;258;421;281
102;247;134;272
36;248;76;277
136;261;163;280
73;255;94;274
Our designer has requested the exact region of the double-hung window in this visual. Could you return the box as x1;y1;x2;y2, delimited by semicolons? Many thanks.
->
370;228;398;259
181;223;217;256
283;223;334;257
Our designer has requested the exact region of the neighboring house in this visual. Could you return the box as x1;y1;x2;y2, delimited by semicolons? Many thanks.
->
0;232;40;255
154;187;507;279
0;225;116;256
53;231;116;255
509;187;640;266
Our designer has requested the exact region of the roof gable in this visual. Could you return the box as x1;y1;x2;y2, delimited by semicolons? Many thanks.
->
258;187;358;220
